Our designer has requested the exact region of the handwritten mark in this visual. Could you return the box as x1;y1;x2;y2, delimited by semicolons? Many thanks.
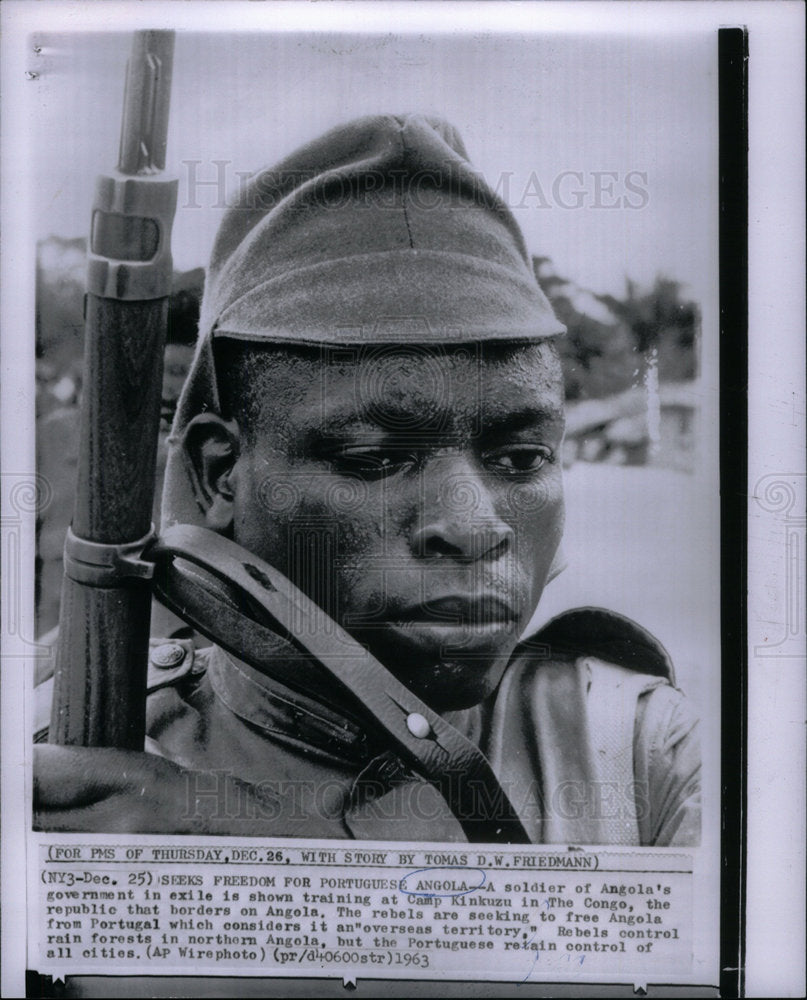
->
398;866;486;899
518;901;585;985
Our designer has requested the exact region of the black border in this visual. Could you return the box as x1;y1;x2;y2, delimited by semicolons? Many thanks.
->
25;27;750;1000
717;25;748;1000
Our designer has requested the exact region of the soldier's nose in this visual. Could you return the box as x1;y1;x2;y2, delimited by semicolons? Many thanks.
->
410;460;513;562
411;520;512;562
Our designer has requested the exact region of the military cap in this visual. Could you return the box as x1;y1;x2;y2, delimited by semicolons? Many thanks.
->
163;114;565;527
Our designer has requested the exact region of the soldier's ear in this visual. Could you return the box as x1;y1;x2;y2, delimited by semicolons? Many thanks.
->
182;413;241;532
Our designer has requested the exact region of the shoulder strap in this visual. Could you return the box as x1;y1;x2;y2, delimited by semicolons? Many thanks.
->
520;607;675;684
149;524;532;845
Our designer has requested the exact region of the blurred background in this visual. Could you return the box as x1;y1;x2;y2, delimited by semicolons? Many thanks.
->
32;30;720;704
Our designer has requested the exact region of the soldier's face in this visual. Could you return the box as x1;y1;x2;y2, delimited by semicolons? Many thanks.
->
229;342;565;711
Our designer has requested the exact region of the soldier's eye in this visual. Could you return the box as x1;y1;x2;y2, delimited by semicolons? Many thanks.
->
330;447;418;479
483;445;554;475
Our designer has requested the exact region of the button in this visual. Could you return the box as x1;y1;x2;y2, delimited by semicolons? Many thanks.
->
406;712;431;739
150;642;186;668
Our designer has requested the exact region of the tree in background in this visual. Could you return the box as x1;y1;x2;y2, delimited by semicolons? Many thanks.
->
534;258;699;402
534;256;636;402
600;276;700;454
601;276;699;383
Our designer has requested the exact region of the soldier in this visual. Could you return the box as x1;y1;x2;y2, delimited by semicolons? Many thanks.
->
34;115;699;844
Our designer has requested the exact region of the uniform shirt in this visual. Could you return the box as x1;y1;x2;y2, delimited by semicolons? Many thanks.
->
35;610;700;846
136;634;700;846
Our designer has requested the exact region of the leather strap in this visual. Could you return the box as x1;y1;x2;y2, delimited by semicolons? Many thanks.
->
149;524;531;844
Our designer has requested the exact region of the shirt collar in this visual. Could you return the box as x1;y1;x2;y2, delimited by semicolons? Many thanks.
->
205;643;488;767
206;644;375;764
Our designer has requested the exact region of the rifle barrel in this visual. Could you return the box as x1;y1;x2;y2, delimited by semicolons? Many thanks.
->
50;31;178;748
118;31;175;175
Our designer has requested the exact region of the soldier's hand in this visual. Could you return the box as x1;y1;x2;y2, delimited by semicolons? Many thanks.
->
33;745;348;838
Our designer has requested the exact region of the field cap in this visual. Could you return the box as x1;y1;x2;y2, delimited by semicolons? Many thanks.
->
164;114;566;528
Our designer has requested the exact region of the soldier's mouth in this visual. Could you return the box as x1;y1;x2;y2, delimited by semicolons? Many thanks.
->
362;596;521;653
392;595;518;626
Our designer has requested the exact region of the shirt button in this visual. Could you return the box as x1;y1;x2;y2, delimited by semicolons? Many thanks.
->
150;642;186;669
406;712;431;739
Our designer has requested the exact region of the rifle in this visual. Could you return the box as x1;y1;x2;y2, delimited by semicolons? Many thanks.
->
50;31;177;748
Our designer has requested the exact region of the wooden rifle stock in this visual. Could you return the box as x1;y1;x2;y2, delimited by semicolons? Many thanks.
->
50;32;177;748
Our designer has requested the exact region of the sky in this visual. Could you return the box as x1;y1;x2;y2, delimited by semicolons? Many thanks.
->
30;29;718;303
